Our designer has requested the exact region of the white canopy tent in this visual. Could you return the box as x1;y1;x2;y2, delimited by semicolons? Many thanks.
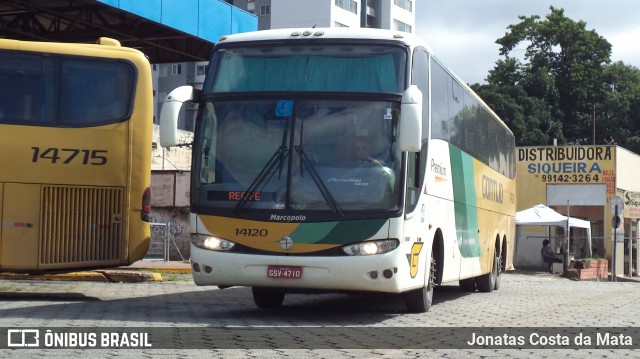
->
516;204;592;257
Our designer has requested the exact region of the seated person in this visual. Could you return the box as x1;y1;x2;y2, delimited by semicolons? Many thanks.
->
541;239;562;273
355;139;386;166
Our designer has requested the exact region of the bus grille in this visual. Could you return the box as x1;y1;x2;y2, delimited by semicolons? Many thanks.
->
40;185;124;267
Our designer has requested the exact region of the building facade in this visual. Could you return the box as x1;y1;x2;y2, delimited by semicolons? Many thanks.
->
227;0;415;31
515;145;640;278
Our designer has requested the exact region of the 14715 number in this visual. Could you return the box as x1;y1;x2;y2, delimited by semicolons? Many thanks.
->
31;147;108;165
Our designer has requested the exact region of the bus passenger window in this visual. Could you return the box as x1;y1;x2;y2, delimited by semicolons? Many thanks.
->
0;75;48;122
60;60;134;126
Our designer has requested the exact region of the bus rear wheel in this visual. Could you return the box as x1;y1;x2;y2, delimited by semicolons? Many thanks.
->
252;287;285;309
494;254;502;291
476;252;498;292
404;251;436;313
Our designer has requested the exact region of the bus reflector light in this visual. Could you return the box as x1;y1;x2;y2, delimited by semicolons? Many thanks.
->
383;269;393;279
192;263;201;272
141;187;152;222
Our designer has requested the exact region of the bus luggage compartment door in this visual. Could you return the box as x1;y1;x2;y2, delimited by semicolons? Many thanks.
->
1;183;40;270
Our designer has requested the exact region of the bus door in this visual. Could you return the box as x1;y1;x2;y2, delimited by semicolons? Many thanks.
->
1;184;40;270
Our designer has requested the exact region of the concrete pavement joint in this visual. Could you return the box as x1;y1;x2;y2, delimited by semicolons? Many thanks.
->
0;271;109;282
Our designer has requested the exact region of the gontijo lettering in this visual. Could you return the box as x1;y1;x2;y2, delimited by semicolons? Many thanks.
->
482;175;503;204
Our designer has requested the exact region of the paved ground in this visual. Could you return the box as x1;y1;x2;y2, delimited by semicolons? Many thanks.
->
1;268;639;358
3;259;638;284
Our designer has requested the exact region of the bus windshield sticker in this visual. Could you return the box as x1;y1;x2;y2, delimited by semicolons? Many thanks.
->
384;108;393;120
275;100;293;117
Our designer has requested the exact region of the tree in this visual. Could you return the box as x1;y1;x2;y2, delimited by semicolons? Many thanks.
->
473;59;562;146
598;62;640;152
482;7;613;145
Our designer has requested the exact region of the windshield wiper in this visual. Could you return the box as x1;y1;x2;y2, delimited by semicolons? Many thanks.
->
236;111;292;214
294;145;343;216
235;145;288;214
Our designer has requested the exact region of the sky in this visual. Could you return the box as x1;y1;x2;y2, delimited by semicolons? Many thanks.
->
415;0;640;84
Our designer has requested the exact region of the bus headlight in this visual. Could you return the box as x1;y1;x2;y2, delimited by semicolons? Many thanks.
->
192;234;236;251
342;239;398;256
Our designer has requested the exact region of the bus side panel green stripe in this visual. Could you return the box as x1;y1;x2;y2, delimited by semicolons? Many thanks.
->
290;219;387;245
449;145;482;258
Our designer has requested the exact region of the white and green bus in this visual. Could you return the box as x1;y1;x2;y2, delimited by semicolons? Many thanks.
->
160;28;516;312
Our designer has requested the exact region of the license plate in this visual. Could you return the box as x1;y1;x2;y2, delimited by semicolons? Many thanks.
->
267;265;303;279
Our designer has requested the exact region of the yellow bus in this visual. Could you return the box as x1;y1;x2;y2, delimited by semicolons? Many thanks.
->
160;28;516;312
0;37;153;272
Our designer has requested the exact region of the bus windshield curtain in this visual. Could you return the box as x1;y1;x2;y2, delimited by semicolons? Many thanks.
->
213;54;399;93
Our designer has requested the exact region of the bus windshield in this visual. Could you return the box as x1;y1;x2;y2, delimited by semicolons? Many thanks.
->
193;98;402;215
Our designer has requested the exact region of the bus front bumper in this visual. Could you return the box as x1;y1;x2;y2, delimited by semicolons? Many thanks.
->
189;245;416;293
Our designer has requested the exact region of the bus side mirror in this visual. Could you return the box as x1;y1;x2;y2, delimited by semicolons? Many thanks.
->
399;85;422;152
159;86;195;148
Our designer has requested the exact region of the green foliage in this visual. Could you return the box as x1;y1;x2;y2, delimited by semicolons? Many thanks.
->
476;6;640;147
599;62;640;152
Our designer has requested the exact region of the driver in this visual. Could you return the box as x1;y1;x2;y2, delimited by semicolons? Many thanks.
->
355;139;385;166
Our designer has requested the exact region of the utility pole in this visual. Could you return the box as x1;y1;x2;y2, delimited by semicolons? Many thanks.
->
592;104;596;145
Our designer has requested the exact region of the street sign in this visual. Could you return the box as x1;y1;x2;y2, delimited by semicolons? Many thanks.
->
612;215;621;229
610;195;624;282
610;195;624;212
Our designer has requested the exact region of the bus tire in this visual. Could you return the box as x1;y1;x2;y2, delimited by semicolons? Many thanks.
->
252;287;285;309
404;250;435;313
476;251;498;293
494;253;502;291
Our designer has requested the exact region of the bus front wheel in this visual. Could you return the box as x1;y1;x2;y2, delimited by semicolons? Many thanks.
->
252;287;285;309
404;251;436;313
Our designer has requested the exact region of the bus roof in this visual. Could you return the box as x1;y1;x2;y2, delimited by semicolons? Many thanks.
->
218;27;433;53
0;37;146;61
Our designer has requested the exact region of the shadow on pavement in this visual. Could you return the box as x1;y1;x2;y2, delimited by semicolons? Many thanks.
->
0;282;476;325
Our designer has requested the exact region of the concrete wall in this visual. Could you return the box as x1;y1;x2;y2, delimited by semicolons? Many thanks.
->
151;125;193;171
515;229;547;270
617;146;640;193
147;207;191;261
